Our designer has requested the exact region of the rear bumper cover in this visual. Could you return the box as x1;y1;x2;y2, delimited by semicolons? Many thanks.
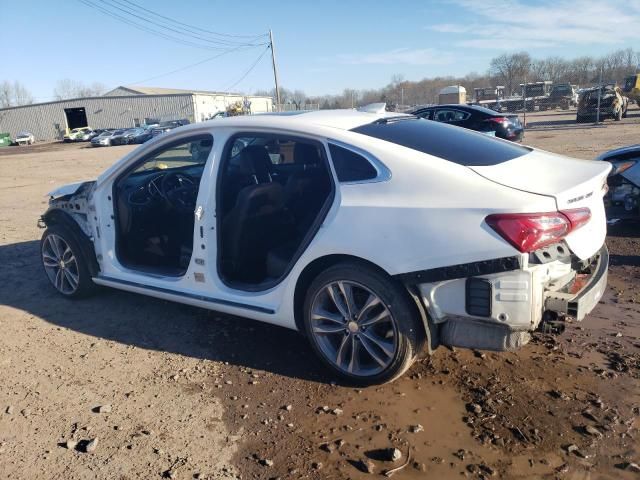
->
543;245;608;321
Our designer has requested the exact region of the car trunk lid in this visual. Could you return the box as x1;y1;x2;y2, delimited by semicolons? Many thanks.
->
469;150;611;259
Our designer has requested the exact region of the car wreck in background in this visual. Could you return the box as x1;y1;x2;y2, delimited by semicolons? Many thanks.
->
598;144;640;220
577;84;629;123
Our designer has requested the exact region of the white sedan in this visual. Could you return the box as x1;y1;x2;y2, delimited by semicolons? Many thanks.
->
15;131;35;145
38;109;610;385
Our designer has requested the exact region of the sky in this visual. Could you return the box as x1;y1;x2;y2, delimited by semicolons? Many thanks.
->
3;0;640;102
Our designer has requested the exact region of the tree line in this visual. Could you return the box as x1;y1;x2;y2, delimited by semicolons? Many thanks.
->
264;48;640;109
2;48;639;109
0;79;106;108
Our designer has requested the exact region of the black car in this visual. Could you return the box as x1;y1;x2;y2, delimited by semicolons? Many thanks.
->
409;104;524;142
128;127;154;144
108;129;132;146
151;120;189;138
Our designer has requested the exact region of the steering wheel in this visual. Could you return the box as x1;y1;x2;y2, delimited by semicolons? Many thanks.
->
160;172;197;213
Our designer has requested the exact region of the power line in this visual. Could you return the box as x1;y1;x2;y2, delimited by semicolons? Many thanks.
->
118;0;267;40
127;46;252;86
99;0;264;47
224;46;271;91
77;0;265;51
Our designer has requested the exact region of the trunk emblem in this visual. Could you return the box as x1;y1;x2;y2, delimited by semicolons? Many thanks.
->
567;191;593;204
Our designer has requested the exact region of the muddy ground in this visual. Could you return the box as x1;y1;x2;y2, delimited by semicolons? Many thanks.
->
0;108;639;480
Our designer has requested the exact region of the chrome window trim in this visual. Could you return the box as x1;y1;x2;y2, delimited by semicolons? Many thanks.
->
327;139;392;185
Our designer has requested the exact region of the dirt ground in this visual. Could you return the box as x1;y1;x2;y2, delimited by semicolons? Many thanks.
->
0;108;639;480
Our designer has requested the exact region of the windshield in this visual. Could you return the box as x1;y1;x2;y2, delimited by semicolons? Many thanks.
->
351;117;530;166
99;131;113;137
17;132;31;137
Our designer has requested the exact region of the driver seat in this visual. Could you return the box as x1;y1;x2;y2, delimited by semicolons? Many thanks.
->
221;146;290;281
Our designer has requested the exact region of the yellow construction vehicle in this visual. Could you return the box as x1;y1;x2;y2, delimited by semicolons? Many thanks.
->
623;74;640;106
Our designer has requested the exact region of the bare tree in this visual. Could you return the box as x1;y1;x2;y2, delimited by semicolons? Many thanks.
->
568;56;593;85
0;81;11;108
290;89;307;109
489;52;531;95
0;81;34;107
252;47;640;112
53;79;107;100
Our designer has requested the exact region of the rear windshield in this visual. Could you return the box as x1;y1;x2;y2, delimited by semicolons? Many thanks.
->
351;118;530;166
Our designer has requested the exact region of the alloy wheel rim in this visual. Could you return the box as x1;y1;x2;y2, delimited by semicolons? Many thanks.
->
42;234;79;294
310;280;398;377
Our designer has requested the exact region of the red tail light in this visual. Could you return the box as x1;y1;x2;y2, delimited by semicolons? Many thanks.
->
486;208;591;253
562;208;592;231
485;117;509;124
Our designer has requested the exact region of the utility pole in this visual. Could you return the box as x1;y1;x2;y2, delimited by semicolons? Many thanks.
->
522;75;527;127
596;65;603;124
268;29;281;112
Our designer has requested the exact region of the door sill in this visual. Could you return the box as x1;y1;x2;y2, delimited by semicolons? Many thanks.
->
93;275;275;314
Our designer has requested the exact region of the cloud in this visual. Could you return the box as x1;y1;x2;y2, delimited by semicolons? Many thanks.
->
427;0;640;50
338;48;453;65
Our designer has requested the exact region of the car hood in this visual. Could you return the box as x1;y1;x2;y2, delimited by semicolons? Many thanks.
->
47;181;95;199
469;149;611;259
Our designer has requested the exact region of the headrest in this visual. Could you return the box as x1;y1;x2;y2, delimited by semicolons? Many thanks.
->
238;145;272;183
294;143;321;166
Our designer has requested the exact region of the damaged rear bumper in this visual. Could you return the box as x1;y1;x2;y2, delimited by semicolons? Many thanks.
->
543;245;608;321
403;244;608;352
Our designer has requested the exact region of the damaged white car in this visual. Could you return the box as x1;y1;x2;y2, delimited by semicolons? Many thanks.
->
39;110;610;385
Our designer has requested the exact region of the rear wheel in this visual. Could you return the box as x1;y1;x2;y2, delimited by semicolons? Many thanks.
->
41;224;96;298
303;262;423;385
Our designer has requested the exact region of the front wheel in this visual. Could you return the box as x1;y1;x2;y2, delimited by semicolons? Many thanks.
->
303;262;424;385
41;224;96;298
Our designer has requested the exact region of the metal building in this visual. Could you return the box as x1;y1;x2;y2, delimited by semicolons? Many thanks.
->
0;86;273;141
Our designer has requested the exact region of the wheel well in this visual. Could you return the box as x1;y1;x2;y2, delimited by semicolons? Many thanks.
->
293;255;390;333
292;254;434;353
42;208;100;276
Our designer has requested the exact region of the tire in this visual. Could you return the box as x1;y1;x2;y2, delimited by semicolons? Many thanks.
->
40;224;96;298
302;261;424;385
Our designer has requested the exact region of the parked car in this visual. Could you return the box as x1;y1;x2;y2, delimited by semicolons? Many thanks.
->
597;144;640;220
110;128;141;146
79;129;106;142
14;131;35;145
90;130;119;147
38;110;609;385
576;84;629;123
409;104;524;141
127;127;154;144
151;120;188;137
64;127;92;142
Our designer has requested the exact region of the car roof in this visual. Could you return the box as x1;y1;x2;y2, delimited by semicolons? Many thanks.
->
186;109;413;132
411;104;504;116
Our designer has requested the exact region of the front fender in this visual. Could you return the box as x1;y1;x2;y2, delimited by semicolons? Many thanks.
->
40;208;100;277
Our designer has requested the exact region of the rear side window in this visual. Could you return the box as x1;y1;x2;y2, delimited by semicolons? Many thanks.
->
351;118;530;166
329;144;378;182
434;109;470;122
